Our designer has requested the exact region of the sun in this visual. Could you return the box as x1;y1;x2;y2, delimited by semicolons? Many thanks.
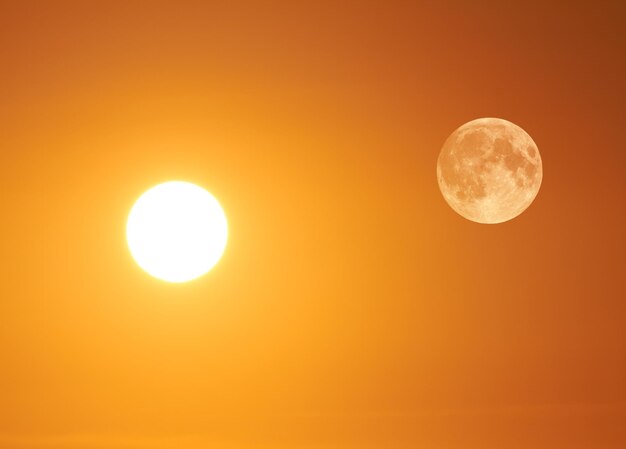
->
126;181;228;283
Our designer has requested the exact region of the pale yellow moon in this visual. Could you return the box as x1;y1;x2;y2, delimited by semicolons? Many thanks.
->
437;118;542;224
126;181;228;283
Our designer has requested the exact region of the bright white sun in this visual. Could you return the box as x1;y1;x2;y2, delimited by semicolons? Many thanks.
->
126;181;228;283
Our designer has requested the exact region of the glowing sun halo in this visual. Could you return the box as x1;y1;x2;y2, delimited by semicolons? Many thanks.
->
126;181;228;283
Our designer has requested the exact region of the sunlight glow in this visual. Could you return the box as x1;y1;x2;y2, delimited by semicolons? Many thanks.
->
126;181;228;283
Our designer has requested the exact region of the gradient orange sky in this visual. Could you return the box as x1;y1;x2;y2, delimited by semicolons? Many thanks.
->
0;1;625;448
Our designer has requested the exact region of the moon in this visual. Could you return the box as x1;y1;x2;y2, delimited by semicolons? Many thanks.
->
126;181;228;283
437;118;542;224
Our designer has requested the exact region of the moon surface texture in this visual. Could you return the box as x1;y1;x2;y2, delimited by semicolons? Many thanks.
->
437;118;542;224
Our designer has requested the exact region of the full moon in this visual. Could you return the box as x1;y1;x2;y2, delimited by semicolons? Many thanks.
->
437;118;542;224
126;181;228;283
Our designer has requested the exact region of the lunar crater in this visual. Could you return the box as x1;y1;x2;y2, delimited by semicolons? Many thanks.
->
437;118;542;224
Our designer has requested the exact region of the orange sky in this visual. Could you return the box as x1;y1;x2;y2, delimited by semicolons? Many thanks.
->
0;1;625;448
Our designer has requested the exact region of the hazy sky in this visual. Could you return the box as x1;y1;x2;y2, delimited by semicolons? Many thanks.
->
0;1;624;448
